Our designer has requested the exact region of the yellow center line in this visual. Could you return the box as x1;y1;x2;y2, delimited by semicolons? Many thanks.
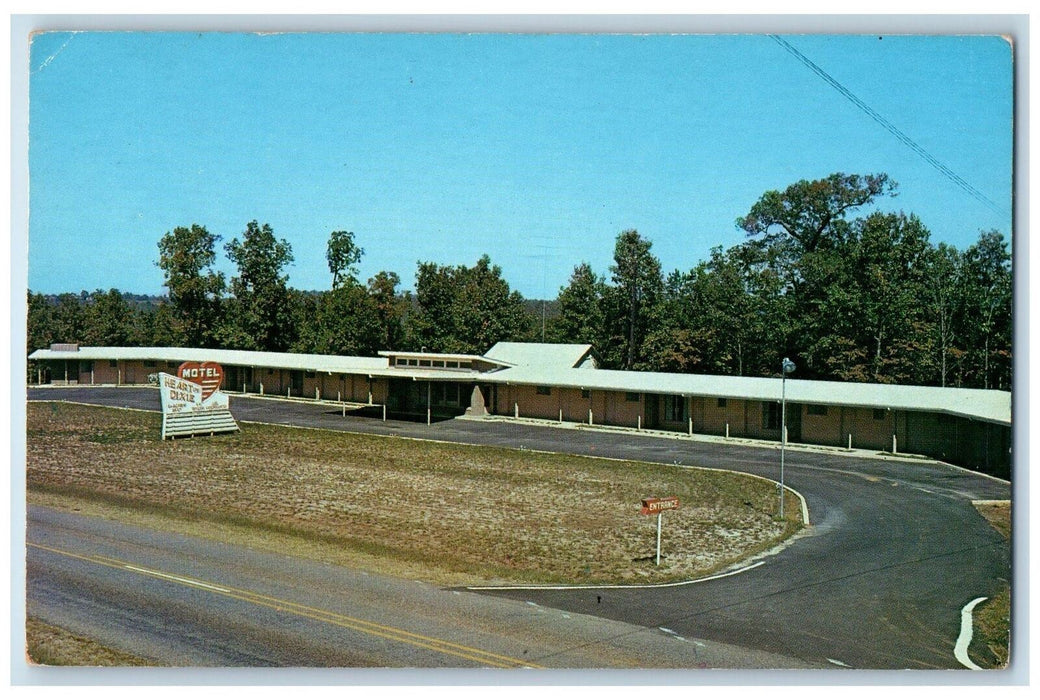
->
28;541;541;668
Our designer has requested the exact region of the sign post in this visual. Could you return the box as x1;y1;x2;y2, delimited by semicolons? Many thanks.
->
641;497;680;566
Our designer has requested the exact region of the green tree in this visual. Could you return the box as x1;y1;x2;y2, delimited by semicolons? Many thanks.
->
368;271;409;350
410;255;531;354
224;221;295;351
737;172;896;253
156;224;225;347
548;262;607;347
924;243;963;387
957;230;1012;389
606;230;662;370
327;230;364;289
50;293;86;345
140;302;183;347
82;289;136;347
798;212;933;384
641;270;721;374
695;242;792;376
27;291;54;355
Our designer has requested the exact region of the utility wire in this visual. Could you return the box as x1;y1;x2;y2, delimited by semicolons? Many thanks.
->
769;34;1008;218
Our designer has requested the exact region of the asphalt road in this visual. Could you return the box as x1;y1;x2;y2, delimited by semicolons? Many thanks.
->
29;505;812;669
26;386;1012;670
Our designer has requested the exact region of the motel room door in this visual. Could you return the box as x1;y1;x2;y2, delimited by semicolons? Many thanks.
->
786;403;803;443
644;394;660;429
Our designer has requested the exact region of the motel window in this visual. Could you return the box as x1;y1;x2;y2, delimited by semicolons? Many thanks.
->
144;360;156;368
717;398;727;408
581;389;590;399
665;395;687;422
625;392;640;402
268;369;274;375
305;371;315;379
434;360;446;368
763;402;781;430
396;358;408;366
536;386;551;396
458;362;472;369
807;405;827;416
446;361;459;368
80;361;93;373
431;383;461;406
109;360;117;368
873;409;887;420
420;360;432;367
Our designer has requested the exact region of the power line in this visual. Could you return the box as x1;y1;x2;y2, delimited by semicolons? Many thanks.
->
769;34;1008;218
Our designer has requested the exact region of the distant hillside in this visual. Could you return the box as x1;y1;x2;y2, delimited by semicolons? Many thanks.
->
34;291;166;311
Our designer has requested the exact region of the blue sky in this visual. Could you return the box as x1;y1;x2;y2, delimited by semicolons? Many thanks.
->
27;32;1013;299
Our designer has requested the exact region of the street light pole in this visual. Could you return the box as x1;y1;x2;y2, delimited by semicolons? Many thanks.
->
780;357;796;519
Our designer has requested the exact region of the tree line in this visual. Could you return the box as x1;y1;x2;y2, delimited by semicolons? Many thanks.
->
27;172;1012;390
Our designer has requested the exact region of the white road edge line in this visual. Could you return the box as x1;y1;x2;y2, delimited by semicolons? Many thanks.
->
466;560;764;591
955;596;988;670
124;565;232;594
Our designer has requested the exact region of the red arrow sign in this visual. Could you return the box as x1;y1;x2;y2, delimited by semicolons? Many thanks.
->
641;497;680;515
177;361;224;401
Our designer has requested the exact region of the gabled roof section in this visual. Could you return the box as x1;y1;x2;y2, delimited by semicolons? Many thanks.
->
483;342;595;370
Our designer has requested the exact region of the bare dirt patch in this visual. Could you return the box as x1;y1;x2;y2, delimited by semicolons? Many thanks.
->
27;401;802;585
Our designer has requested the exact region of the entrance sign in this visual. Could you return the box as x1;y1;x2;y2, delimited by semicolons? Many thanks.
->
641;497;680;515
158;363;237;440
640;496;680;566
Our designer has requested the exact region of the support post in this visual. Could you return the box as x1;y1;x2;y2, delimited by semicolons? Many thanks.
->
638;415;642;431
559;409;563;423
656;513;663;566
383;404;386;422
316;387;320;400
892;434;897;454
427;382;432;426
260;382;264;395
514;402;519;419
848;433;853;450
688;416;692;436
589;409;593;425
725;422;729;439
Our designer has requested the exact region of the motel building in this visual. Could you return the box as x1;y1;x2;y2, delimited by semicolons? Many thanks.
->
29;341;1012;478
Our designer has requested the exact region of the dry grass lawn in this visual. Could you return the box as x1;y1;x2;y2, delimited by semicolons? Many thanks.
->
27;401;802;585
971;500;1011;669
25;618;156;667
